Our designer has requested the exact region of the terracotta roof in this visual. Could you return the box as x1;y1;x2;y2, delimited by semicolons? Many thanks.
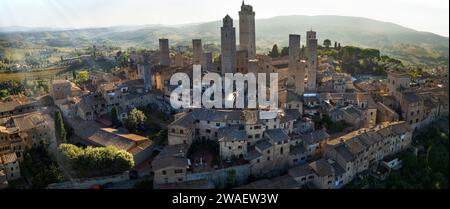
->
0;152;17;164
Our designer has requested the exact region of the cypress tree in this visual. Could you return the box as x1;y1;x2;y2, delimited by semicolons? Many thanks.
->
54;110;67;143
111;107;121;128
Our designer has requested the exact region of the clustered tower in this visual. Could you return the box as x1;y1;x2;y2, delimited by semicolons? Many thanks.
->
289;34;305;95
192;39;203;65
159;38;170;66
239;1;256;60
221;15;237;75
203;52;213;71
306;30;318;92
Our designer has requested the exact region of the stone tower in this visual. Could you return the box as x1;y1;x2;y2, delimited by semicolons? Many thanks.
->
192;39;203;65
138;64;152;92
203;52;213;71
306;30;318;92
159;39;170;66
289;34;304;95
239;1;256;60
221;15;237;75
236;50;249;74
289;34;301;72
174;53;184;67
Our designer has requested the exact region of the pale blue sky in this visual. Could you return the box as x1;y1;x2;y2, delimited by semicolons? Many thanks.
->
0;0;448;37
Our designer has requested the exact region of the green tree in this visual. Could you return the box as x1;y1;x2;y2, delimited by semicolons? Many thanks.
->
74;70;89;85
269;44;279;58
21;146;64;189
323;39;332;49
58;144;134;178
0;89;8;99
54;110;67;143
280;47;289;57
111;107;121;128
125;108;147;133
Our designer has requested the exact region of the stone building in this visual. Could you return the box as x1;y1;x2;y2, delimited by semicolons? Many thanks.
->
0;169;7;189
323;121;412;186
159;39;170;67
50;80;83;103
220;15;237;74
376;102;400;123
202;52;213;71
174;53;185;67
306;30;318;92
0;95;41;119
0;112;53;160
152;144;190;185
386;71;411;101
218;125;247;160
239;1;256;60
192;39;203;65
289;34;306;96
236;50;249;73
0;152;20;181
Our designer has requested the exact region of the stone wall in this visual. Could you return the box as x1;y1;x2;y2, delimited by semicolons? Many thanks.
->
186;164;251;189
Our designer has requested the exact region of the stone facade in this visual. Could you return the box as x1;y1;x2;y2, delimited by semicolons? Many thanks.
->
239;1;256;59
221;15;237;74
159;39;170;66
306;30;318;92
192;39;203;65
289;34;306;96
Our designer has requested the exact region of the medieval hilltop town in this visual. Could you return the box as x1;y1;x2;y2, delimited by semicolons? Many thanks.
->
0;1;448;189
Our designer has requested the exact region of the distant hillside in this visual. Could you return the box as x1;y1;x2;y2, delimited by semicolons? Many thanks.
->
1;15;448;68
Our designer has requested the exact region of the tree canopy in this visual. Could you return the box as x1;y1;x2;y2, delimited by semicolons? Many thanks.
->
268;44;280;58
58;144;134;178
54;110;67;143
125;108;147;133
111;106;121;128
323;39;332;49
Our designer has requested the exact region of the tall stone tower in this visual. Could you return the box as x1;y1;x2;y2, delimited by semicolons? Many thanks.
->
306;30;318;92
192;39;203;65
289;34;304;95
221;15;237;75
138;64;152;92
239;1;256;60
289;34;301;72
159;39;170;66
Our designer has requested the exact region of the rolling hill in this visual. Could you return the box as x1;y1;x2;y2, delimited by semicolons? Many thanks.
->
1;15;448;68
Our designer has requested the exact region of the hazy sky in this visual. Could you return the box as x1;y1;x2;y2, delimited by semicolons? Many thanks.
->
0;0;448;36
